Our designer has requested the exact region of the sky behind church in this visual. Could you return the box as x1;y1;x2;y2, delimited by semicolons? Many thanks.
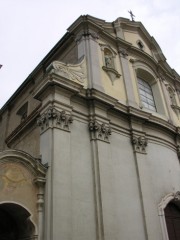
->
0;0;180;108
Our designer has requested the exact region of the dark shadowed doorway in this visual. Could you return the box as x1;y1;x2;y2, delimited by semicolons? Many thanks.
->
0;203;36;240
165;202;180;240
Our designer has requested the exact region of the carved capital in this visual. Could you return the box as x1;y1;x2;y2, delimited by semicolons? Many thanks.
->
118;48;128;58
75;31;99;42
132;136;148;154
37;107;73;132
89;120;111;142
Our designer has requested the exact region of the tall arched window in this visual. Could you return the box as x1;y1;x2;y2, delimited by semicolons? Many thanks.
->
138;77;156;111
165;202;180;240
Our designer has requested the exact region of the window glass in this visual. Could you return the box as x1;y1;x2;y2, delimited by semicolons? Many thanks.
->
138;78;156;111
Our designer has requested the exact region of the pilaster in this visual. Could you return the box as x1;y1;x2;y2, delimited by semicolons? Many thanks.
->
130;117;158;240
37;105;73;240
76;30;105;92
118;47;137;107
88;102;118;240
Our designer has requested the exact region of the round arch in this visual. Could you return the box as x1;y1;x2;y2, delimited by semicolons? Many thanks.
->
0;202;37;240
158;192;180;240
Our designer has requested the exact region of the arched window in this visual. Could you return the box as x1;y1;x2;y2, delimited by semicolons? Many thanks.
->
138;77;156;111
165;202;180;240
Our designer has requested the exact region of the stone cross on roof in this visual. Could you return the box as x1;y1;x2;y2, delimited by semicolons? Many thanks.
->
128;10;135;21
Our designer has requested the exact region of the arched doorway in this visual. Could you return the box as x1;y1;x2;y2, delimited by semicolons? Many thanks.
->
0;203;36;240
165;202;180;240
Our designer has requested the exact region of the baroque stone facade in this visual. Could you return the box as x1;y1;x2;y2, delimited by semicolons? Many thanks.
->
0;15;180;240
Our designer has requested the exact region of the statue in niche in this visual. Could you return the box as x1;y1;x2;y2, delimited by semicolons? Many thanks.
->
168;88;176;105
104;49;113;68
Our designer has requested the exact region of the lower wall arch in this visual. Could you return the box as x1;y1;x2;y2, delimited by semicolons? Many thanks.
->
0;201;38;240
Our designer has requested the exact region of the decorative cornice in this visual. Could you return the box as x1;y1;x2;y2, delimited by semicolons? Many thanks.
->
132;135;148;154
5;104;41;147
0;149;47;177
89;120;111;142
37;107;73;132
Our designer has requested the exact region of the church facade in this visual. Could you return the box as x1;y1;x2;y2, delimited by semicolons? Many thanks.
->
0;15;180;240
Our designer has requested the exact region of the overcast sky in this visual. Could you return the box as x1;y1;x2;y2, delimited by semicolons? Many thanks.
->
0;0;180;108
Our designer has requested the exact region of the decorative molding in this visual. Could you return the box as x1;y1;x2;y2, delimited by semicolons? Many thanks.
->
163;82;180;117
100;44;121;85
0;149;47;178
75;31;99;42
102;66;121;85
5;104;41;147
132;136;148;154
46;57;86;84
34;177;46;240
89;120;111;142
174;191;180;201
118;48;128;58
37;107;73;132
171;104;180;118
99;43;117;55
34;177;46;212
177;145;180;160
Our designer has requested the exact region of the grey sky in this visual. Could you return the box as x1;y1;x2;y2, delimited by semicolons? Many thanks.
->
0;0;180;108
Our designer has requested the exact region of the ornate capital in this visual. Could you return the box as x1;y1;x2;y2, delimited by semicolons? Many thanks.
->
37;107;73;132
89;120;111;142
132;136;148;154
118;48;128;58
75;31;99;42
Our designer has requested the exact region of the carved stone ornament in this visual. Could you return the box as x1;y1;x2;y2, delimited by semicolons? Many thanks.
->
132;136;148;154
174;191;180;201
37;107;73;132
46;57;86;84
89;120;111;142
75;31;99;42
118;48;128;58
102;66;121;85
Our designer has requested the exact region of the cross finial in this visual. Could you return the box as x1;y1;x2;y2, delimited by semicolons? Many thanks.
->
128;10;135;21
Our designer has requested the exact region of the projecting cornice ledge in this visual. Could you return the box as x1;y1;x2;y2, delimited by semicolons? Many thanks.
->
34;73;84;102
